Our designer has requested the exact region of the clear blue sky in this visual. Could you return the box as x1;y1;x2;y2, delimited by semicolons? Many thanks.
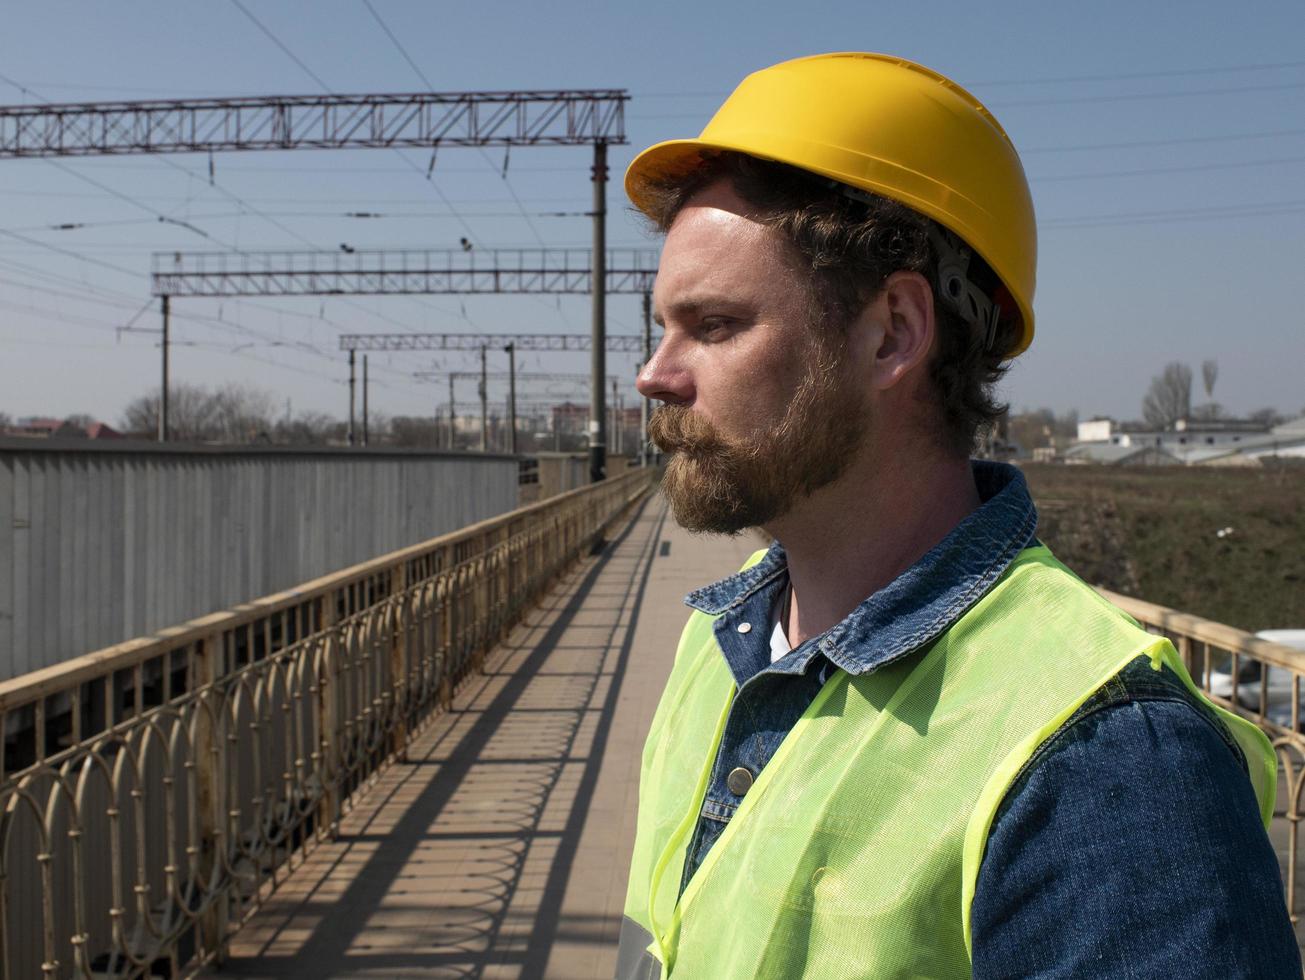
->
2;0;1303;427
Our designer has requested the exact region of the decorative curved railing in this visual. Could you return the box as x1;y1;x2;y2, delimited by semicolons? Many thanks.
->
1100;588;1305;944
0;468;654;979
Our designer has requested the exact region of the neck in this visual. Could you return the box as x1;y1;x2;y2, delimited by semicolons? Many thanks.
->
767;443;981;649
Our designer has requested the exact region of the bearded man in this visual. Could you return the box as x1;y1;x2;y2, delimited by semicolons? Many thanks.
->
616;54;1300;979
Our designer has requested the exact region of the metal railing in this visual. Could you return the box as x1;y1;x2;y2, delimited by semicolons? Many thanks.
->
0;468;654;979
1101;588;1305;937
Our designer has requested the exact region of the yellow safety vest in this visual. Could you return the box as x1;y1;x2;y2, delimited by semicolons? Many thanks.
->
619;545;1275;979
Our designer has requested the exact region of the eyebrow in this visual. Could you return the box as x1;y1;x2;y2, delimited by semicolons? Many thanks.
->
654;295;748;327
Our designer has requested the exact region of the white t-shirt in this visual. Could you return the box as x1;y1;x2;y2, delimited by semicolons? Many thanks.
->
770;584;792;663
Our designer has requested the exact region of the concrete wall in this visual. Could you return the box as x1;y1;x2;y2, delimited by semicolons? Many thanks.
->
519;453;646;505
536;453;591;502
0;440;520;680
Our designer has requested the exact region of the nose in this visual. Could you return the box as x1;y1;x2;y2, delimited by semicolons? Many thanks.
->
636;333;695;405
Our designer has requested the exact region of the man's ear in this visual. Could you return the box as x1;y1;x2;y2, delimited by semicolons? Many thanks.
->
861;270;936;392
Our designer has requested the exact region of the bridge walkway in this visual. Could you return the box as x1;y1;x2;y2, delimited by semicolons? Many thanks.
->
206;493;760;979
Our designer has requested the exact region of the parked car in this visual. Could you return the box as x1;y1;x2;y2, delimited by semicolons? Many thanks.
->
1207;630;1305;728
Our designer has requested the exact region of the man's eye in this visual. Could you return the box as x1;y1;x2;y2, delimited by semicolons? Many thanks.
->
700;317;734;338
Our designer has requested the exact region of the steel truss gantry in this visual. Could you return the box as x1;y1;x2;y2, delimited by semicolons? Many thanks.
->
151;248;660;297
418;369;638;455
0;89;627;474
346;331;653;457
0;90;627;157
341;332;644;353
413;371;630;383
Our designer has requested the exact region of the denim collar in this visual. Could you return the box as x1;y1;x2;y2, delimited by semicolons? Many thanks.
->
683;461;1039;677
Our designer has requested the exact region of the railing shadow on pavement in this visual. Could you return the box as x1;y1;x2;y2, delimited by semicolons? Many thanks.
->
212;491;666;978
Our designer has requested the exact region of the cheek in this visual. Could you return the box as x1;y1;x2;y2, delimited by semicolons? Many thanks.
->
697;338;807;428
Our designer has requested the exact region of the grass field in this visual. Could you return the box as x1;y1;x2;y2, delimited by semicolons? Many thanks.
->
1022;462;1305;634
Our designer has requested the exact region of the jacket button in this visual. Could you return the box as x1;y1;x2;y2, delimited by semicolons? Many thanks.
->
736;622;752;634
726;767;754;795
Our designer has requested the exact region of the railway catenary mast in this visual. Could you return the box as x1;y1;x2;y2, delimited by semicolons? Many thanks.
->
2;90;628;478
153;247;659;454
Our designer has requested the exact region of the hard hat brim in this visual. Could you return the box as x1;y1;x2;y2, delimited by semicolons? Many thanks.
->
625;136;1034;358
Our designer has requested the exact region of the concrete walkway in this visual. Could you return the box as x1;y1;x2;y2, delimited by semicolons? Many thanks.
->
207;493;763;979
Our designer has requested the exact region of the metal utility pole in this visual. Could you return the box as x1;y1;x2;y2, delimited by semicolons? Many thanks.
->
641;290;652;466
22;88;629;423
362;354;370;447
589;140;608;482
158;295;170;442
348;350;357;446
505;342;518;455
611;378;620;456
447;375;456;449
479;345;489;452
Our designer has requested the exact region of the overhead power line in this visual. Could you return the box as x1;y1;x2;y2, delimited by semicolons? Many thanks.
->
634;57;1305;99
228;0;333;91
414;370;633;384
970;58;1305;88
630;78;1305;123
354;0;580;337
993;79;1305;109
359;0;435;90
1043;198;1305;229
1021;127;1305;155
1032;154;1305;183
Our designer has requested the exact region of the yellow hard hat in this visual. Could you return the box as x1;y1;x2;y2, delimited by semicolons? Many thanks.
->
625;52;1037;356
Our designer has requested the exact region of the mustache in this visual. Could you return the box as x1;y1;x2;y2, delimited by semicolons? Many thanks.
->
647;405;728;455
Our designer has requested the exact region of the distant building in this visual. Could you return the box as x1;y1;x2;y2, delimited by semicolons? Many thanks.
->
84;422;123;440
1062;443;1181;466
1187;415;1305;466
1068;414;1305;465
9;416;64;437
5;417;121;440
551;401;589;437
1075;417;1115;443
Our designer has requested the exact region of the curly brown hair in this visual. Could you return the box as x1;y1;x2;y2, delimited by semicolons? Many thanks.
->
637;151;1018;456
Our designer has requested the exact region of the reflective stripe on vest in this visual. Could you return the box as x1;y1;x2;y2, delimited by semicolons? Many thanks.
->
617;545;1275;979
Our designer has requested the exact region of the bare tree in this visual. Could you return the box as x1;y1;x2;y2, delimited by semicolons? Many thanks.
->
122;384;213;440
363;411;391;446
272;411;341;445
390;415;443;447
210;383;276;442
121;383;274;442
47;413;99;438
1142;362;1193;430
1201;359;1218;400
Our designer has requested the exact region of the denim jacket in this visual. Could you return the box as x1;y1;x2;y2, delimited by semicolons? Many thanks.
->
676;461;1300;978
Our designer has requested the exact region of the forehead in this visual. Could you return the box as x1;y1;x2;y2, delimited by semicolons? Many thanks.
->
653;181;802;318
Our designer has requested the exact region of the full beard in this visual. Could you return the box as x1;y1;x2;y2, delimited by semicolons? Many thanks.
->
648;342;869;535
